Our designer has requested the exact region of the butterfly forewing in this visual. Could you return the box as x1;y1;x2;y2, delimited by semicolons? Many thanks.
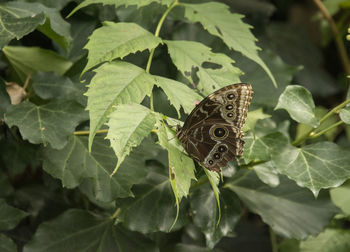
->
177;83;253;172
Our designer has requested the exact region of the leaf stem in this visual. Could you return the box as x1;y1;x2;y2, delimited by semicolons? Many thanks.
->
74;129;108;135
293;99;350;146
309;121;344;139
312;0;350;75
110;208;120;219
145;0;179;111
269;227;278;252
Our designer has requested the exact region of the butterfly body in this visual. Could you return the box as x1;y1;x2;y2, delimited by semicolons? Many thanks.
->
176;83;253;172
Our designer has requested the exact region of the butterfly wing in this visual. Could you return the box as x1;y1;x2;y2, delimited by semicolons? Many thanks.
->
177;83;253;171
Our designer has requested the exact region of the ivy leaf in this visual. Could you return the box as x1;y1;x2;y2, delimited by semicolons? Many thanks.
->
0;199;29;231
106;103;156;175
32;72;87;105
275;85;319;127
272;141;350;197
225;170;339;239
253;161;280;187
119;165;186;233
243;108;271;132
340;107;350;124
82;21;162;74
23;209;158;252
154;75;202;117
3;46;72;82
68;0;172;18
300;229;350;252
190;187;241;248
85;61;154;151
182;2;276;87
0;2;45;49
5;100;87;149
330;181;350;215
0;234;16;252
165;40;241;95
42;135;150;201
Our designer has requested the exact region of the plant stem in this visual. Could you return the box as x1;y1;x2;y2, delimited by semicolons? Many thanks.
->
312;0;350;75
269;227;278;252
110;208;120;219
309;121;344;138
74;129;108;135
145;0;179;111
292;99;350;146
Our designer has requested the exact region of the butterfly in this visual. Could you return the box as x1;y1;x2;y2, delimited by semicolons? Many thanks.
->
176;83;253;172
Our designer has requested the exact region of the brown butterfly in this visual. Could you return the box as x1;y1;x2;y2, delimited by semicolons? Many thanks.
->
176;83;253;172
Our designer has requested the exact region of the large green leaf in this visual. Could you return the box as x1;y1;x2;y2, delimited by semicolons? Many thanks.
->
190;186;241;248
42;135;151;201
106;103;156;174
272;141;350;196
0;198;29;231
0;234;16;252
275;85;319;127
85;61;154;151
3;46;72;82
23;209;158;252
0;2;45;49
154;75;202;117
340;107;350;124
181;2;276;87
225;170;339;239
82;21;162;74
119;165;186;233
68;0;172;18
32;72;87;105
300;229;350;252
5;100;87;149
330;181;350;215
165;40;241;95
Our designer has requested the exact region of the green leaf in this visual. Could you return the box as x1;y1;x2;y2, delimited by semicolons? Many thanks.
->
82;21;162;74
85;61;154;151
156;117;196;201
0;2;71;50
0;2;45;49
190;187;241;248
243;132;289;163
3;46;72;82
165;40;241;95
253;161;280;187
0;198;29;231
119;165;185;233
203;168;221;226
237;49;300;108
272;141;350;196
275;85;319;127
330;181;350;215
42;135;150;201
0;78;11;119
0;234;16;252
300;229;350;252
5;100;87;149
173;244;213;252
23;209;158;252
32;72;87;105
0;171;14;198
340;107;350;124
68;0;172;18
225;170;339;239
182;2;276;87
106;103;156;175
243;108;271;132
154;75;202;117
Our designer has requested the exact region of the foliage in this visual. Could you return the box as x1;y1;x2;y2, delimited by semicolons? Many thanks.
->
0;0;350;251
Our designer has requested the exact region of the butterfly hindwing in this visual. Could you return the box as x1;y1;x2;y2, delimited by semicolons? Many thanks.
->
177;83;253;172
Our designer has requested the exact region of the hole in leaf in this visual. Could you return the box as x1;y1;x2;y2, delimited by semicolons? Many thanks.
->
215;26;223;36
190;66;200;88
202;61;222;70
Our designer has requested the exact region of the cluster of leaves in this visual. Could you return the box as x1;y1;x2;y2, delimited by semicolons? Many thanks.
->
1;0;350;251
